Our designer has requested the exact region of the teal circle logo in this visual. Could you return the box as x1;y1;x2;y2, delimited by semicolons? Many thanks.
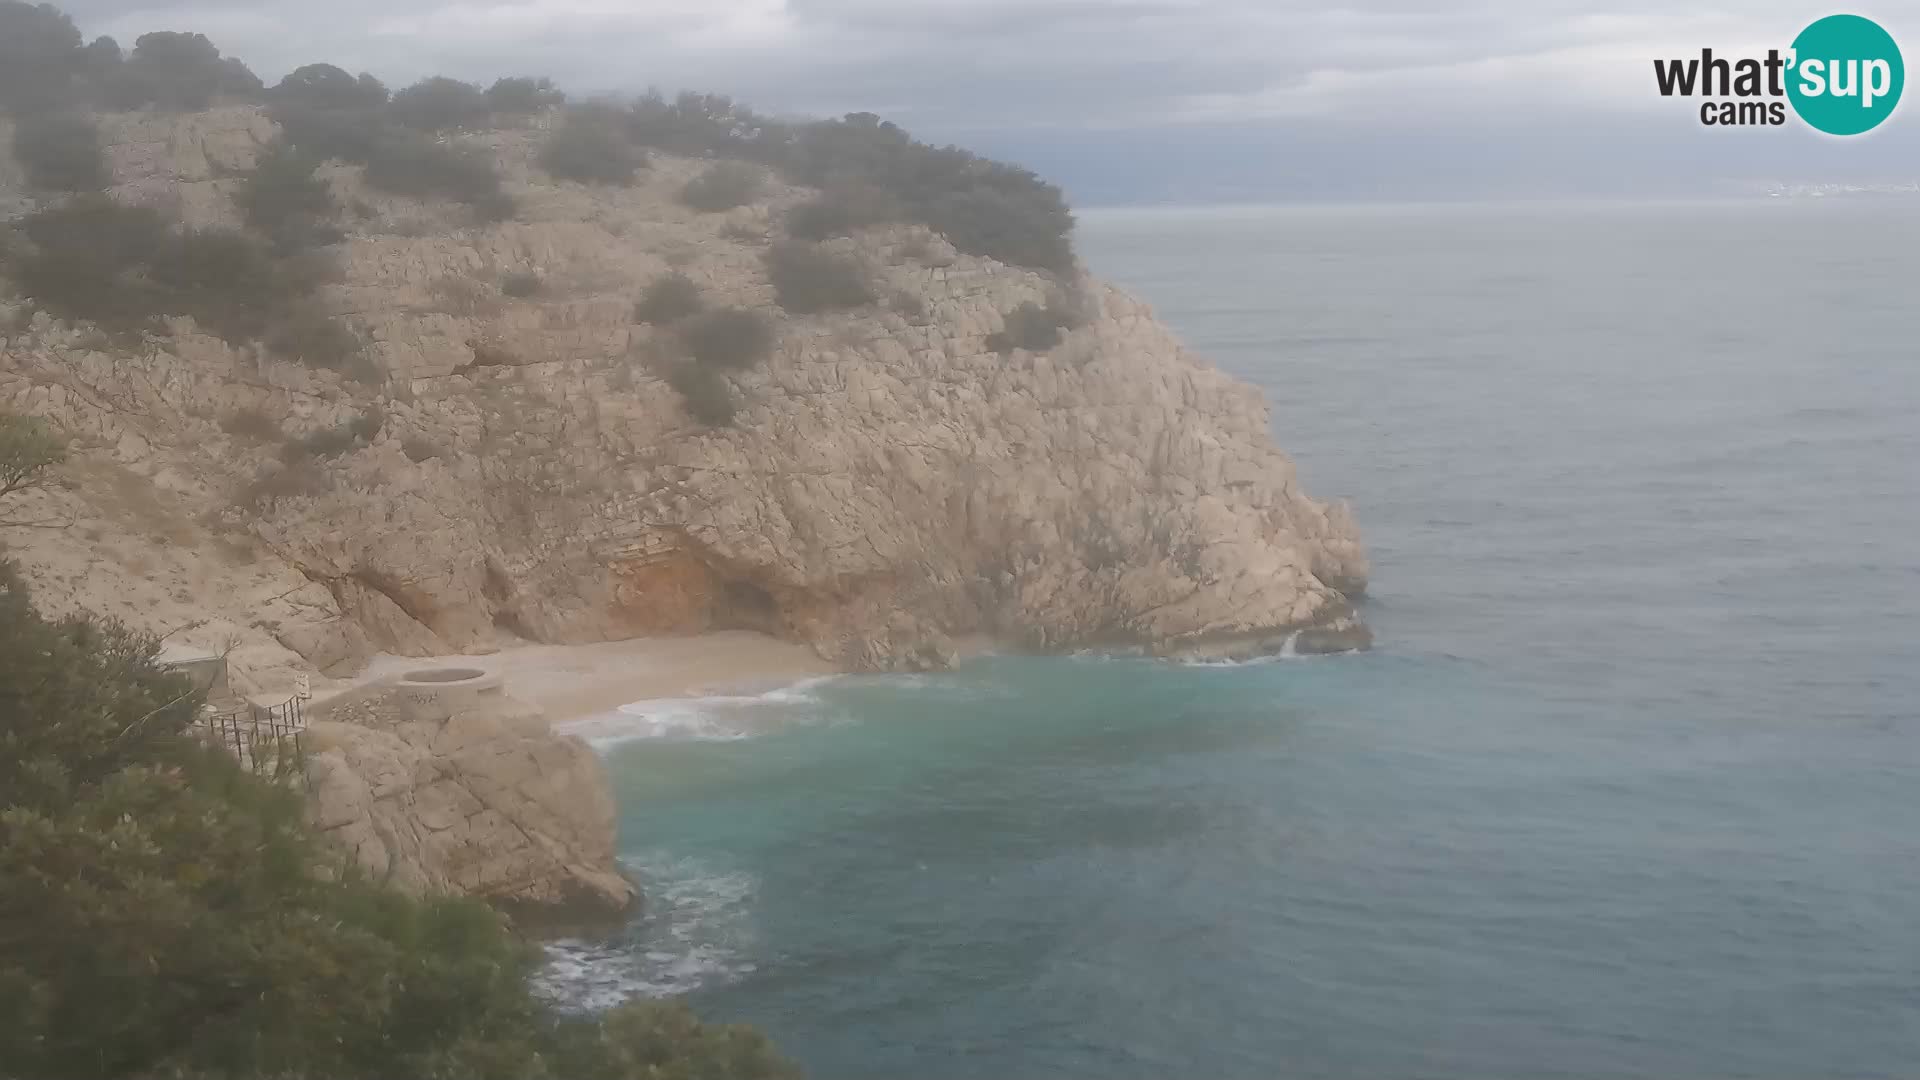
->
1787;14;1904;135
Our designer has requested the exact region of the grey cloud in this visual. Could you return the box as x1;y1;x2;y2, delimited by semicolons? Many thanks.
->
39;0;1920;199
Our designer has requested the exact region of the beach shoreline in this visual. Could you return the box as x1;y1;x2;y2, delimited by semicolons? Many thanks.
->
346;631;838;723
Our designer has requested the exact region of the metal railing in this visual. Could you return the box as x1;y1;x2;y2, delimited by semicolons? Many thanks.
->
196;695;307;777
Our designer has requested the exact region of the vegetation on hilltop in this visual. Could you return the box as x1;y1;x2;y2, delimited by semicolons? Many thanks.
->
0;0;1081;430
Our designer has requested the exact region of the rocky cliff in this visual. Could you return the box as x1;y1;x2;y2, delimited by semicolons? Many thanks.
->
303;672;635;919
0;106;1368;692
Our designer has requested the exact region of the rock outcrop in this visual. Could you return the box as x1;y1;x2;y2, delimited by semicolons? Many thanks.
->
0;105;1368;686
302;673;636;919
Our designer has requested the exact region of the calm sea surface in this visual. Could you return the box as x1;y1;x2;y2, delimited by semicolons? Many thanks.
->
545;201;1920;1078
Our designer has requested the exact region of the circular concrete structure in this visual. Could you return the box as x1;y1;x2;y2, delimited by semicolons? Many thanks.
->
398;667;490;685
393;666;504;720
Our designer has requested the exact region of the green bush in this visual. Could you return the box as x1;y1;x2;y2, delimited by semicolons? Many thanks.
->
0;1;84;113
389;75;488;131
0;411;67;502
237;143;341;252
681;161;764;213
0;564;801;1079
4;197;355;362
681;307;772;371
781;113;1075;273
485;76;564;114
270;99;388;163
986;295;1084;354
108;30;261;111
265;307;366;376
784;182;902;241
625;90;785;160
10;112;108;193
766;240;873;314
272;63;389;111
666;362;736;426
7;196;171;329
540;112;645;186
633;272;703;325
362;136;506;207
890;289;927;319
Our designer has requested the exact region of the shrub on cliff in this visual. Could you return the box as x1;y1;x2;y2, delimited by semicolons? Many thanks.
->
633;272;704;325
681;307;773;370
0;1;84;113
540;110;646;186
0;564;799;1080
106;30;261;111
238;143;342;252
6;196;172;328
3;196;354;364
625;89;786;161
667;362;737;426
265;306;371;378
485;76;565;115
362;135;508;208
987;293;1085;355
269;65;390;163
0;411;66;503
681;161;764;212
782;113;1075;273
9;111;108;193
766;240;874;314
784;181;904;241
389;75;489;131
273;63;390;111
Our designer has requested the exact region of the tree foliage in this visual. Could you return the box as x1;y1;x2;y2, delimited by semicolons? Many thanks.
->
986;294;1085;355
633;272;704;325
765;241;874;314
681;161;764;213
110;30;261;111
237;143;342;252
485;76;564;114
273;63;389;111
0;411;66;503
0;1;85;112
540;108;645;186
681;307;773;370
666;363;736;427
389;76;488;131
9;111;107;192
0;566;802;1080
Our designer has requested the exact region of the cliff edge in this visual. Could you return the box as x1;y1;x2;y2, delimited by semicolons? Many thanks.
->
0;105;1367;685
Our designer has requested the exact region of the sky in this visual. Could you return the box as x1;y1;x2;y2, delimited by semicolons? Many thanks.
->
48;0;1920;203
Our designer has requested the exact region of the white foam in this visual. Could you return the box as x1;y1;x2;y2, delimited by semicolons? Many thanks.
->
533;851;758;1011
556;676;845;748
1176;632;1307;667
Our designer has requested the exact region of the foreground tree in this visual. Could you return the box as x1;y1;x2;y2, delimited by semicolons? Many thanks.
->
0;558;799;1079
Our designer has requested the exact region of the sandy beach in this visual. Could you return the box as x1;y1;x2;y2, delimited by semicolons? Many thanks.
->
351;631;836;723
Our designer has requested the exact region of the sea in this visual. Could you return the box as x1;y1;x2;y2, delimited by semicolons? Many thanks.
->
539;200;1920;1079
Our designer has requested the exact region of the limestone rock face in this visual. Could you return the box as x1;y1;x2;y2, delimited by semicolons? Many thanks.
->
302;681;636;917
0;106;1369;682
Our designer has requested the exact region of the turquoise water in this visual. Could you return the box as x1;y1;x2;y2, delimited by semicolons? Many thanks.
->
548;201;1920;1078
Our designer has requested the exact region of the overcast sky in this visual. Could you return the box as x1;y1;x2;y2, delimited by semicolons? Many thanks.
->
50;0;1920;202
